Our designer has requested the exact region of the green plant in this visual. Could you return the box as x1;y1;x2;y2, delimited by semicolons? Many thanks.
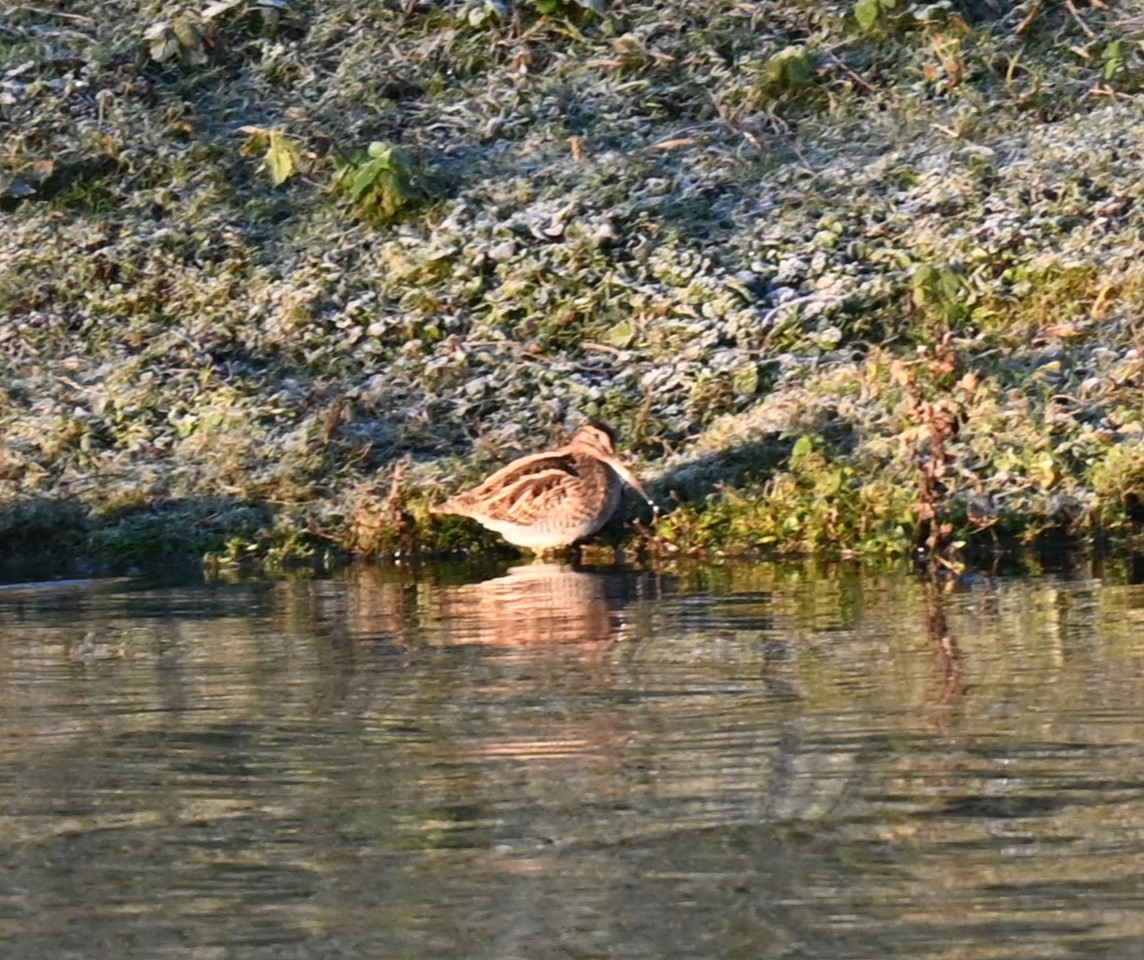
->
755;45;818;102
647;433;916;559
854;0;896;32
143;0;283;64
1091;443;1144;528
143;16;210;64
911;260;969;329
853;0;953;35
1100;39;1140;88
239;126;301;185
526;0;605;16
333;141;427;224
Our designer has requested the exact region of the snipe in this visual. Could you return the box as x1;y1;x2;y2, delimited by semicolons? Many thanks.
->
431;422;655;550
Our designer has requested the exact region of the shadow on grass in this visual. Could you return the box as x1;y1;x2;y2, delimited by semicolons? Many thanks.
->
0;494;280;580
649;436;792;509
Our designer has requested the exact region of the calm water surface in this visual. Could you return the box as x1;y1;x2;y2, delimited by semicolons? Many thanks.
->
2;561;1144;959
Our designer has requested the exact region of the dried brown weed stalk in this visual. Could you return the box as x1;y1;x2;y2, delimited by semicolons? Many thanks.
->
891;333;980;567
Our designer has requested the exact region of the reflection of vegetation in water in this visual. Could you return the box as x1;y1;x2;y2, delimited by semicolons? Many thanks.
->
3;565;1144;955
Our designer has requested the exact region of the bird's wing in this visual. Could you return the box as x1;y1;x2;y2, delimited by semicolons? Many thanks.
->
437;452;582;523
469;454;581;525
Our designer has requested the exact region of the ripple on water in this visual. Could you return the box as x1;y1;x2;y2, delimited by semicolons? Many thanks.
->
2;567;1144;957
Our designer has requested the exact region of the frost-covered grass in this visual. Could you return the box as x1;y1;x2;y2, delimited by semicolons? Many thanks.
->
3;0;1144;571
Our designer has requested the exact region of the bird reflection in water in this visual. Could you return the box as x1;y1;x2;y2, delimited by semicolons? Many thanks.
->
427;564;637;788
431;562;622;647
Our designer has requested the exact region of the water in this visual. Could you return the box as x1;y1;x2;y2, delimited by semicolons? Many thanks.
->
2;561;1144;959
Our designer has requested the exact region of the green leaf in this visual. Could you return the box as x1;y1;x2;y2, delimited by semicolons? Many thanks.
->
854;0;881;31
912;262;962;309
602;318;635;349
731;363;759;396
935;264;962;302
351;158;386;200
776;46;811;86
265;132;300;186
791;435;815;460
1102;39;1127;80
333;140;425;224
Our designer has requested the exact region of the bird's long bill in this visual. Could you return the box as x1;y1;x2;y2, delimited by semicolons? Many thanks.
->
603;456;659;515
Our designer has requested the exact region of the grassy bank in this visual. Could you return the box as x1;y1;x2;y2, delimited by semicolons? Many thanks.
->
3;0;1144;571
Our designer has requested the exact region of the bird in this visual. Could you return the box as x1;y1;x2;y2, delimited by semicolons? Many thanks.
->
431;421;656;551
